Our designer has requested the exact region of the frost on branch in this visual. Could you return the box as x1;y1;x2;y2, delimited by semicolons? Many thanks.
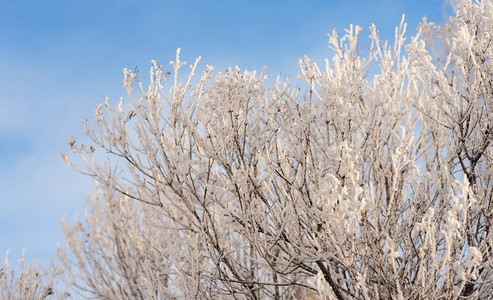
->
59;0;493;299
0;250;63;299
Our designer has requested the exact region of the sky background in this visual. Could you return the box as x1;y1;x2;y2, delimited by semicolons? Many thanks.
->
1;0;454;270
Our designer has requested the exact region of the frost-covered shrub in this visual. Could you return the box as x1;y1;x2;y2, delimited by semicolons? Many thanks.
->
0;251;63;299
55;0;493;298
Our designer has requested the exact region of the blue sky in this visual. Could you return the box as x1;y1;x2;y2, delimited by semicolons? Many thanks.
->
0;0;452;269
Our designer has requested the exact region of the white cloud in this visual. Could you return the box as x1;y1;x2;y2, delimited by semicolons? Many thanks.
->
444;0;459;9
